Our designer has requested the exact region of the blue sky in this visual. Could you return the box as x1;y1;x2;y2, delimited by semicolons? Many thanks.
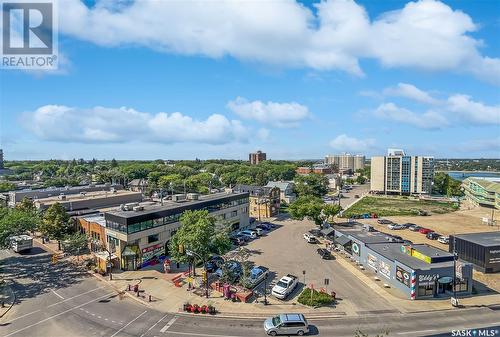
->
1;0;499;160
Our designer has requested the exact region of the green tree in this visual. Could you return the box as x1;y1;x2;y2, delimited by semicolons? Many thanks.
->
356;175;367;184
62;232;88;257
288;195;325;226
169;210;231;272
322;204;342;221
39;203;73;250
294;174;329;198
0;182;15;192
0;207;39;248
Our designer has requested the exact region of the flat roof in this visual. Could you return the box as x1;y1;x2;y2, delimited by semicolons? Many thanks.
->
333;225;396;244
452;231;500;247
368;243;454;270
35;189;141;205
465;178;500;193
106;191;248;219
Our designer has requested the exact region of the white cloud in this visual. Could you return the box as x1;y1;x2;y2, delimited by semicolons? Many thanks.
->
383;83;439;105
446;94;500;125
457;137;500;153
227;97;310;128
329;134;375;152
371;83;500;128
24;105;249;144
57;0;500;83
374;102;448;129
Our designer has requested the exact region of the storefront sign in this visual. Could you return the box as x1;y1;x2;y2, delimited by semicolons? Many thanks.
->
418;274;439;285
352;242;360;256
456;262;463;279
396;266;411;287
400;245;411;255
411;249;431;264
379;260;391;279
438;276;453;284
367;254;378;270
141;243;164;263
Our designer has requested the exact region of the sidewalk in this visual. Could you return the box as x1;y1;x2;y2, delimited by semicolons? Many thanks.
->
0;279;16;319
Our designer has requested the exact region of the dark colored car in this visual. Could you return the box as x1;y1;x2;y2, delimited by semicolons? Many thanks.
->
377;219;392;224
230;237;246;246
426;232;440;240
401;223;416;229
206;256;225;273
261;222;276;228
308;228;322;237
419;228;433;234
408;225;422;232
317;248;333;260
257;223;271;231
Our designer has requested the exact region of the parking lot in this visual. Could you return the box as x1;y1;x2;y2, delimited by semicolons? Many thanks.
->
238;217;398;314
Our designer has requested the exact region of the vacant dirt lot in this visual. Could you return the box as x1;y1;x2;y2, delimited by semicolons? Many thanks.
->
344;195;457;217
354;201;500;292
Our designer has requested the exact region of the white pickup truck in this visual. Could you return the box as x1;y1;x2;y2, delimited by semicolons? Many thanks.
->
271;274;298;299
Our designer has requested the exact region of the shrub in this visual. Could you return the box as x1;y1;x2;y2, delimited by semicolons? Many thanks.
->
297;288;334;307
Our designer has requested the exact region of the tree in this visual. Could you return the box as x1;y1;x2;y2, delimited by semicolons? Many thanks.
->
356;175;367;184
62;232;88;257
288;195;325;226
294;174;329;198
169;210;231;272
0;182;15;192
0;207;39;248
432;172;463;196
39;203;73;250
322;204;342;221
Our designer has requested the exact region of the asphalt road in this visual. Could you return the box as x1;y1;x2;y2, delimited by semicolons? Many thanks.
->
1;244;499;337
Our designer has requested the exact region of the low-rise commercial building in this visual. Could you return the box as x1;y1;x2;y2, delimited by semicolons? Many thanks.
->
104;191;250;270
449;232;500;273
333;224;472;299
8;184;123;207
265;181;296;204
462;177;500;210
34;189;143;212
234;185;280;220
296;164;333;175
371;149;434;195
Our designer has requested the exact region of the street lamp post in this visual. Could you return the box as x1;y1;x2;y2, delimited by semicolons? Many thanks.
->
187;249;209;298
263;276;268;305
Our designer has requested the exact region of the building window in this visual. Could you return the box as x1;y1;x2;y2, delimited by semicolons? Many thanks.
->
148;234;159;244
231;210;238;217
417;283;434;296
455;278;468;292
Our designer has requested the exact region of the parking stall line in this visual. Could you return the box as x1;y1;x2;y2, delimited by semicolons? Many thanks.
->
51;290;64;299
139;313;170;337
159;316;178;333
109;310;148;337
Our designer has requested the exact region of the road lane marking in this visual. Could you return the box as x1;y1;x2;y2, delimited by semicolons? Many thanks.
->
51;290;64;299
7;287;105;323
160;316;178;333
140;313;170;337
397;330;437;335
110;310;148;337
47;286;105;308
2;292;115;337
163;332;248;337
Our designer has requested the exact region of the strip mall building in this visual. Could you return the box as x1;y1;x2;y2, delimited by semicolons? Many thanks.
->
333;224;473;299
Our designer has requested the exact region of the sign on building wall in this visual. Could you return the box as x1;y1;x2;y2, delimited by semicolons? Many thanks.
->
411;249;431;264
141;243;164;263
367;254;378;270
352;242;360;256
379;260;391;279
396;266;411;287
418;274;439;285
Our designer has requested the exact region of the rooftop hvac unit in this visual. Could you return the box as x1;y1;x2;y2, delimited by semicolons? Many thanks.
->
186;193;199;200
133;206;144;212
120;204;126;211
124;202;139;211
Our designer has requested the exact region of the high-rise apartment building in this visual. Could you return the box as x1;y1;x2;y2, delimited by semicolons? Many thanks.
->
324;153;365;173
0;149;4;169
249;150;266;165
371;150;434;195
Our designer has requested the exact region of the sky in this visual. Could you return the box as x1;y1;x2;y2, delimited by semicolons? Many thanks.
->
1;0;499;160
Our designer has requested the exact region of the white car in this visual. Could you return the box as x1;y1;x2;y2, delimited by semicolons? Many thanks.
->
438;236;449;244
271;274;298;300
253;227;264;236
303;233;317;243
388;224;404;230
239;230;258;239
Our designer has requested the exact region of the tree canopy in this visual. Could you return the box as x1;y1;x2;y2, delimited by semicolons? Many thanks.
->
294;174;329;198
288;195;325;226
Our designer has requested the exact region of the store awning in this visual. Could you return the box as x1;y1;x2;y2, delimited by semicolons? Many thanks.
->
335;235;352;246
94;251;118;260
122;246;137;257
320;227;334;237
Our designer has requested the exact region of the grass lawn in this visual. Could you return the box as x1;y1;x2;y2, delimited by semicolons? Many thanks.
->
343;196;458;217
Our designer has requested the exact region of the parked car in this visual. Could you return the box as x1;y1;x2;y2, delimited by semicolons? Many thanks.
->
317;248;333;259
253;227;264;236
271;274;298;299
243;266;269;289
236;234;250;242
401;223;416;229
387;224;404;230
215;261;242;281
206;256;225;273
257;223;272;231
426;232;440;240
9;235;33;253
438;236;450;244
308;228;322;237
303;233;318;243
408;225;422;232
377;219;392;224
264;313;309;336
262;221;276;228
419;228;433;234
230;236;246;246
239;230;258;239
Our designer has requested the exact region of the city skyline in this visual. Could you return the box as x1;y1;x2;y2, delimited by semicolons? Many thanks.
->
1;0;499;160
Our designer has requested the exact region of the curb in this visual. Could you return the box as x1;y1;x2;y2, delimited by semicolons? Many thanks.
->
0;280;16;319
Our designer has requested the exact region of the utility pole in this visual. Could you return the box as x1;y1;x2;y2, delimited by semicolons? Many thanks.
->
452;236;458;307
